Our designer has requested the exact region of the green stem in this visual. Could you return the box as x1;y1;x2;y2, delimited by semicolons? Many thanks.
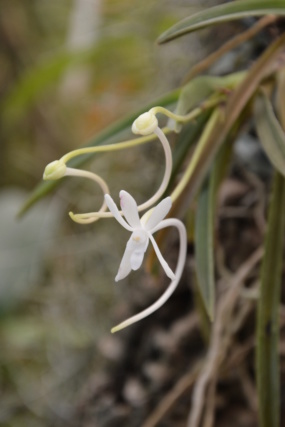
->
256;171;285;427
170;108;221;202
61;129;170;163
149;94;223;124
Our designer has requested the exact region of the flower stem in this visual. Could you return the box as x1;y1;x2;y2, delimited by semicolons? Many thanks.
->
150;94;223;124
61;130;170;164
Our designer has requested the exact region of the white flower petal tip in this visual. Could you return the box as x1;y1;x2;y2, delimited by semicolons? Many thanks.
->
110;324;124;334
104;194;133;231
132;112;158;136
110;218;187;333
111;318;134;333
145;197;172;230
43;160;66;180
119;191;141;228
115;267;130;282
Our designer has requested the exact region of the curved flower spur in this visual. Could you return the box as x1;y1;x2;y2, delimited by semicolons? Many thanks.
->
105;190;187;333
43;111;173;224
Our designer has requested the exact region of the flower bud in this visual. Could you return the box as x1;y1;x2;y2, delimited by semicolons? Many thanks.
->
132;112;158;136
43;160;67;180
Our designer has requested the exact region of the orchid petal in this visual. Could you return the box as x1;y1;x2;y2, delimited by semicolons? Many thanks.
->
130;251;145;270
128;232;148;270
144;197;172;231
105;194;133;232
119;190;141;228
149;234;175;280
115;233;149;280
111;218;187;333
115;245;133;282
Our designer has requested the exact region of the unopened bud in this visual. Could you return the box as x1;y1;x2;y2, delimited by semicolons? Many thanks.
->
43;160;66;180
132;112;158;136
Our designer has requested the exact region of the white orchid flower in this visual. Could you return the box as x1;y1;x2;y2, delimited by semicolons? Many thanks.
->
105;190;174;282
105;190;187;333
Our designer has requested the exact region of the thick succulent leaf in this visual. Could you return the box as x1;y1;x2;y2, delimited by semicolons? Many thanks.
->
254;91;285;176
19;90;179;217
158;0;285;43
256;172;285;427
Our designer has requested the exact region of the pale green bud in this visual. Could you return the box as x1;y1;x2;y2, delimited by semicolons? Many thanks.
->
132;112;158;136
43;160;66;180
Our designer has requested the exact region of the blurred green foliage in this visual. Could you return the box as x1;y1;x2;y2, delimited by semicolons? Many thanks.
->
0;1;199;426
2;1;285;426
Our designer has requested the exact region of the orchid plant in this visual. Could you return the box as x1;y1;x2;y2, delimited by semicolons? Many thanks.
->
23;2;285;425
43;108;189;333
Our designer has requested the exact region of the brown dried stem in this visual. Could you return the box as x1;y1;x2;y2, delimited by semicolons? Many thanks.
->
187;246;263;427
183;15;277;83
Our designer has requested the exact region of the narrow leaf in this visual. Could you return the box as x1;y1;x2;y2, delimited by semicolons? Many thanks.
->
276;68;285;129
158;0;285;43
170;112;210;184
195;141;232;319
254;91;285;176
171;72;245;132
256;172;285;427
171;33;285;210
195;175;215;320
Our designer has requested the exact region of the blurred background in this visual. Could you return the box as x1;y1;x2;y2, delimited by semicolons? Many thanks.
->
1;1;269;426
0;1;215;426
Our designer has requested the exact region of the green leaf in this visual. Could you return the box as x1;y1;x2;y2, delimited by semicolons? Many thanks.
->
2;35;148;124
256;172;285;427
18;89;180;217
195;175;215;320
172;32;285;207
2;49;97;124
193;271;211;343
254;91;285;176
194;141;232;319
171;112;210;183
276;68;285;129
172;72;245;132
158;0;285;43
